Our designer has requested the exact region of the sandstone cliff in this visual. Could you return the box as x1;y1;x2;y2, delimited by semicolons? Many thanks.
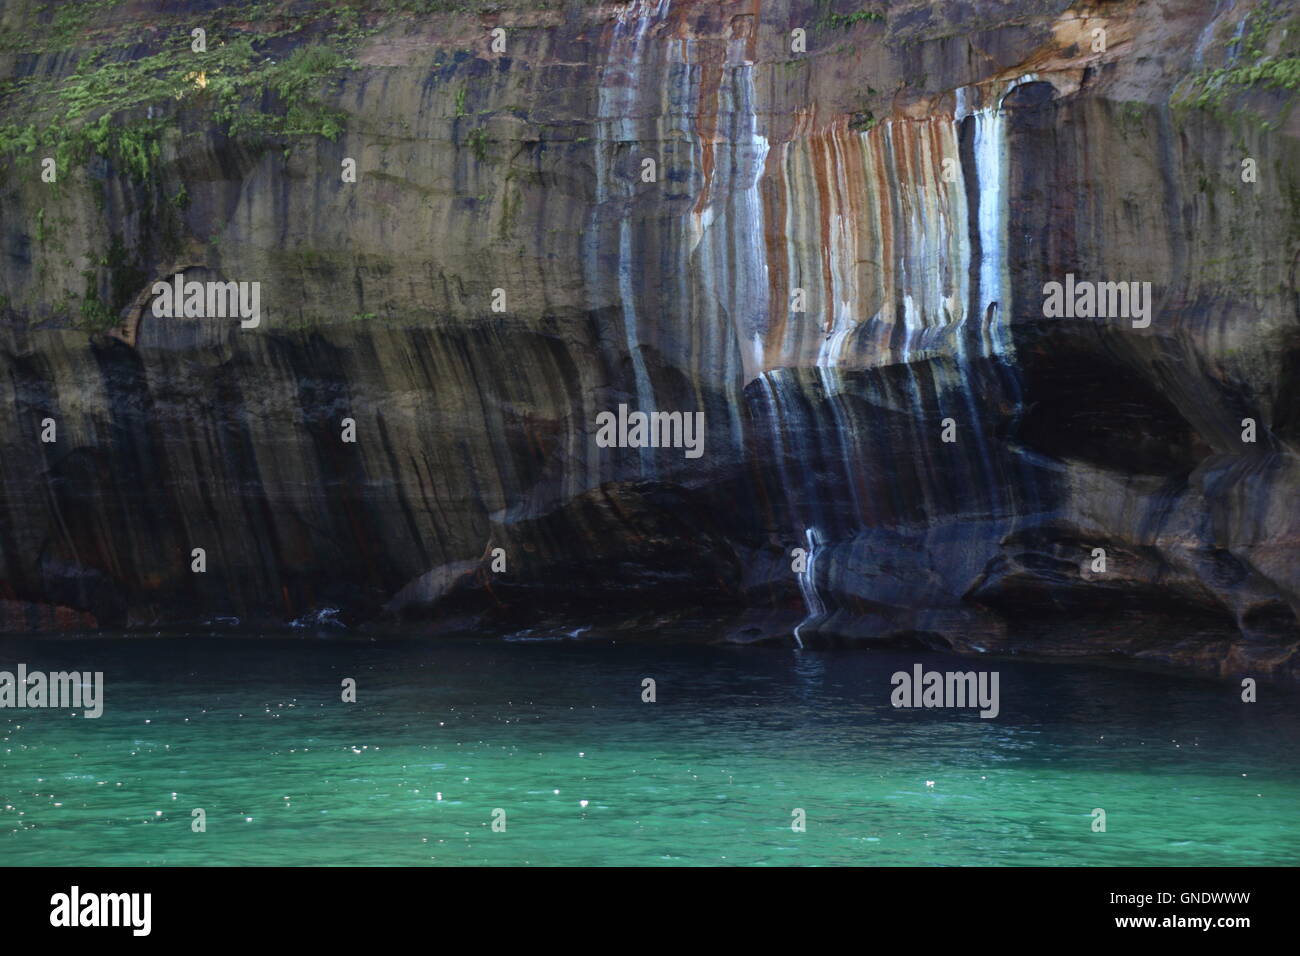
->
1;0;1297;680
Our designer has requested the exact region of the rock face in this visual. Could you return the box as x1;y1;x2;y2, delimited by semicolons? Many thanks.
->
0;0;1298;680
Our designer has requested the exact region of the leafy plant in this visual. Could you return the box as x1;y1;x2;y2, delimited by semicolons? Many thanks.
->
466;127;489;162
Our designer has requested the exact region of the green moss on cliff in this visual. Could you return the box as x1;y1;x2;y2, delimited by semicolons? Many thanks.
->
818;9;884;32
466;126;490;162
0;5;362;181
1179;1;1300;125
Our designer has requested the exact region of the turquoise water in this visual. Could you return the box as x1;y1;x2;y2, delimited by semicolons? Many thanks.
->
2;635;1297;866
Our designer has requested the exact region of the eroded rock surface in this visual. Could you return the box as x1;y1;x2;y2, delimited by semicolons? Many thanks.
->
0;0;1297;680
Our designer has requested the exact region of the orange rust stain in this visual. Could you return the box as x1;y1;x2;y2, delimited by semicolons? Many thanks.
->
841;122;867;325
867;123;893;327
761;143;789;359
810;125;834;333
745;0;759;64
693;57;723;216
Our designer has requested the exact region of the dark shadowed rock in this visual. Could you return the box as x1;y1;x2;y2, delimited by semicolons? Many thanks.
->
0;0;1296;681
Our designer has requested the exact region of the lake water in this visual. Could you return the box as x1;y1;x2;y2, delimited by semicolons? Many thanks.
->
2;634;1297;866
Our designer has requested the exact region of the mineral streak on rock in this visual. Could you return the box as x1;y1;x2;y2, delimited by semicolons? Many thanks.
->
0;0;1297;681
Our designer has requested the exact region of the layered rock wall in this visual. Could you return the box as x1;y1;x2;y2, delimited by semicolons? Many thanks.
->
1;0;1297;678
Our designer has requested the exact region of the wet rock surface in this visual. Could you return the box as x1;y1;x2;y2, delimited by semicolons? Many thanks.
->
0;0;1297;680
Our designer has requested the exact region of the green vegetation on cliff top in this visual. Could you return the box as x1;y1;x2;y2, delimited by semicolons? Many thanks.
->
0;1;368;180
